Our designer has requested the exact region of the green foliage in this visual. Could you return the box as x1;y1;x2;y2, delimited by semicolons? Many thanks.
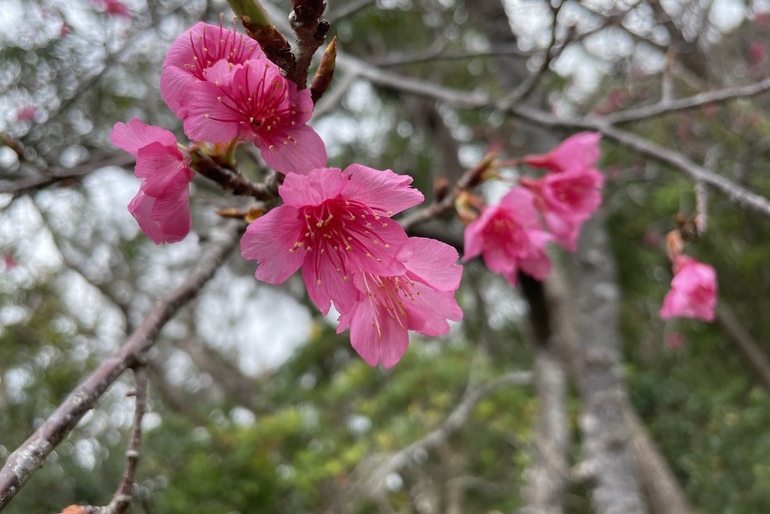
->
140;324;535;513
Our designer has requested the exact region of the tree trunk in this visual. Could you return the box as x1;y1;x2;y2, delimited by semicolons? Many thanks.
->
571;215;647;514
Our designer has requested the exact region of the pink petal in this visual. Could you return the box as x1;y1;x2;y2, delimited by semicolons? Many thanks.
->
402;237;462;291
346;301;410;368
482;244;518;276
519;248;552;281
303;257;359;315
543;211;581;252
342;164;425;215
179;80;241;142
128;189;191;244
499;188;539;226
403;284;463;335
279;168;348;207
462;213;490;261
160;66;198;115
524;132;602;172
134;142;191;196
110;119;177;157
240;206;307;284
258;124;328;175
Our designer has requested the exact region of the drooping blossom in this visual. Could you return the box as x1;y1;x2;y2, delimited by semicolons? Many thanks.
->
240;165;424;314
463;187;552;286
178;56;327;174
336;237;463;368
660;256;717;322
161;22;262;115
110;118;194;244
522;132;601;173
520;165;604;251
90;0;131;18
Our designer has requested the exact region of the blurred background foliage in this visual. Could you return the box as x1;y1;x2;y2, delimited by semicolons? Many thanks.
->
2;0;770;512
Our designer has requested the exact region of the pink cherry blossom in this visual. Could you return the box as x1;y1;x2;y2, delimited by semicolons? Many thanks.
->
463;188;552;286
660;256;717;322
520;166;604;251
240;165;424;314
110;118;194;244
178;57;326;174
522;132;601;173
161;22;261;115
337;237;463;368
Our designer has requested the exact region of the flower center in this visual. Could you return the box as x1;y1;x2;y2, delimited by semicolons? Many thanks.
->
291;199;393;283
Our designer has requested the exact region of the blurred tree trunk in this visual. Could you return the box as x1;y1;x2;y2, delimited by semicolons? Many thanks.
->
572;215;647;514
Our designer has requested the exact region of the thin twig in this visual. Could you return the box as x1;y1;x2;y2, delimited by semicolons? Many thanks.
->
103;365;149;514
365;370;532;494
0;221;242;510
399;153;496;232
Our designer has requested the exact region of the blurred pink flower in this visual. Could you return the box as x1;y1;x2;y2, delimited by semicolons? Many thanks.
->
522;132;601;173
178;57;326;174
161;22;261;114
660;256;717;322
463;188;552;286
15;106;37;122
110;118;194;244
240;165;424;314
2;254;16;271
520;166;604;251
337;237;463;368
91;0;131;18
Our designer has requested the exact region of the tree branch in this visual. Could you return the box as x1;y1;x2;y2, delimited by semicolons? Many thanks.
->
0;221;242;510
716;305;770;391
602;77;770;125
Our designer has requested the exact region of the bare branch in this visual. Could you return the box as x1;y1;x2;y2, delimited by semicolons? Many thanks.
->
0;221;242;510
602;77;770;125
368;43;527;68
0;154;134;196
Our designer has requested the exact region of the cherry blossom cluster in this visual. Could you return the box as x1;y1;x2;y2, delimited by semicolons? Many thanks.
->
463;133;604;286
110;22;461;367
